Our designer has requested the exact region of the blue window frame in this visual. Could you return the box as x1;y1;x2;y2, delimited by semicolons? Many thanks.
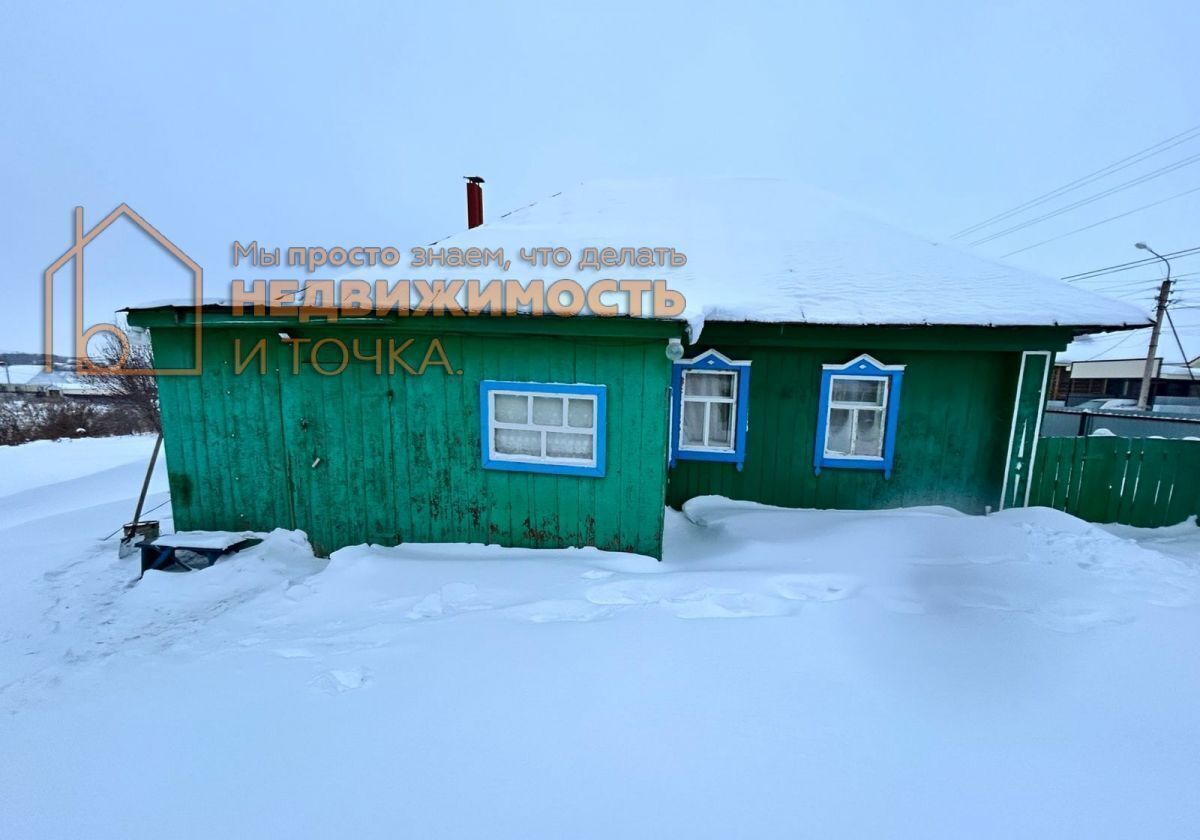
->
669;350;752;471
814;354;905;479
479;380;606;477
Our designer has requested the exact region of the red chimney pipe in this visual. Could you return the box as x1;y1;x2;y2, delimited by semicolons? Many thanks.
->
465;176;485;229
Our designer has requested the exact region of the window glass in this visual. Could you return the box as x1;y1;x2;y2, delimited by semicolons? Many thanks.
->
495;427;540;457
494;394;528;423
824;377;889;459
853;410;884;456
531;396;563;426
484;384;603;474
682;401;707;445
567;398;593;428
686;371;734;397
707;403;733;448
546;432;594;459
680;371;738;450
826;407;853;455
816;357;903;475
671;354;751;467
831;378;883;405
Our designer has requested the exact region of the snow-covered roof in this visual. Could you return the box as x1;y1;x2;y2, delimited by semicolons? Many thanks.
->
0;364;45;385
0;365;102;392
23;369;104;394
424;178;1149;333
1060;316;1200;374
129;178;1150;335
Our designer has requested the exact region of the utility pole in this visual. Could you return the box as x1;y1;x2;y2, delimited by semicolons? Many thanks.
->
1134;242;1173;410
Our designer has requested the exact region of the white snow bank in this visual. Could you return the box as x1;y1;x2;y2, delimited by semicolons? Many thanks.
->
1;437;1198;839
128;528;327;613
0;433;162;500
150;530;259;549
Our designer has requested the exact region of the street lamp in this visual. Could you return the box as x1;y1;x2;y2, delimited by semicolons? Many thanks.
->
1133;242;1173;410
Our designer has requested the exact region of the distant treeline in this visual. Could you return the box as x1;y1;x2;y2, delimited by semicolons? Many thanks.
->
0;353;74;366
0;341;159;446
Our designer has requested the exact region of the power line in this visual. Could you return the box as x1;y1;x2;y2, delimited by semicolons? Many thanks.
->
1000;184;1200;258
1080;328;1145;361
1079;292;1162;306
1075;277;1166;294
1075;274;1169;289
1062;245;1200;281
1164;306;1197;378
968;151;1200;246
1074;271;1199;295
951;123;1200;239
1074;281;1165;297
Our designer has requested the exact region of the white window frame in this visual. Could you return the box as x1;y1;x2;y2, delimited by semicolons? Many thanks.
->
822;374;889;461
487;388;599;469
678;369;739;454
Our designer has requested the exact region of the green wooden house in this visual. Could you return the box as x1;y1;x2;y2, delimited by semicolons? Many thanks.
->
126;178;1147;558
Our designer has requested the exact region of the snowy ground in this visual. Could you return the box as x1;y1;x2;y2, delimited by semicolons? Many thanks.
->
2;436;1198;839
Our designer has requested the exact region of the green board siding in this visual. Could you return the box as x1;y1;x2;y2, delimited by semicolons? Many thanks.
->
1029;436;1200;527
148;323;673;558
136;311;1078;558
666;336;1028;514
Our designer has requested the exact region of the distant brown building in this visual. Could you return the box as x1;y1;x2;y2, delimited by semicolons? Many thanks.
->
1052;356;1200;406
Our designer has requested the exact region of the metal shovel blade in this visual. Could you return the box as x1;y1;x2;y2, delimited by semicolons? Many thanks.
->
119;520;160;559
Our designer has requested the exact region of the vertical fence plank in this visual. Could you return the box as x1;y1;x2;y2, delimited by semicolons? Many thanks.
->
1074;438;1110;523
1163;441;1200;527
1128;436;1156;528
1127;439;1166;528
1100;437;1134;525
1058;436;1081;512
1027;435;1200;527
1028;437;1056;508
1065;435;1090;518
1044;437;1069;510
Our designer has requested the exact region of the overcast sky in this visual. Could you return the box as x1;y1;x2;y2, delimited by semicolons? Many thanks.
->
2;0;1197;356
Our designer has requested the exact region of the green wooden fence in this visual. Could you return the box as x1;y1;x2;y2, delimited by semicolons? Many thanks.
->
1028;436;1200;527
